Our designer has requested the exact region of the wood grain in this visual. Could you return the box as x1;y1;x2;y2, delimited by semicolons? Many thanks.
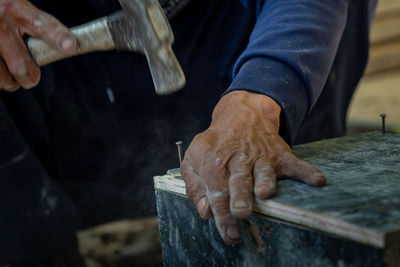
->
154;132;400;249
370;16;400;45
366;39;400;75
375;0;400;19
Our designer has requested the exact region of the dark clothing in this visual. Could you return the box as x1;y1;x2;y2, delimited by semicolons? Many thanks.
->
0;0;375;261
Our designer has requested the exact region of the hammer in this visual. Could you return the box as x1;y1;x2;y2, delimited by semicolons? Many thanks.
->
26;0;186;95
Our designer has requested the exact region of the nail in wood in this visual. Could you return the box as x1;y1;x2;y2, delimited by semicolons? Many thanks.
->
175;141;183;164
380;113;386;134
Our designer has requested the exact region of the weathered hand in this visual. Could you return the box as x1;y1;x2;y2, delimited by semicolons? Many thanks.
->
0;0;76;91
181;90;326;244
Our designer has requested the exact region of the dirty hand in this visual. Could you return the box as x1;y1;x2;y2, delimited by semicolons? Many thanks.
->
181;90;326;244
0;0;76;91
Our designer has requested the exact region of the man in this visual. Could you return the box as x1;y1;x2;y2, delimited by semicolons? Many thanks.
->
0;0;376;264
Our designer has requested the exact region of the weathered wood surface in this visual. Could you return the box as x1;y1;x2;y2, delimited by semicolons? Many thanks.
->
287;131;400;235
156;190;386;267
155;132;400;253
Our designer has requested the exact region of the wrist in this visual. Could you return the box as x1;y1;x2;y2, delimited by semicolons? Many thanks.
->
212;90;282;132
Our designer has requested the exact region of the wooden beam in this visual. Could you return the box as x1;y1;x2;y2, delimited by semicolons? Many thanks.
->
155;132;400;251
375;0;400;19
370;16;400;45
366;38;400;75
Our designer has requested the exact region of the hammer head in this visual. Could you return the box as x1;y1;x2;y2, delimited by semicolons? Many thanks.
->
108;0;186;95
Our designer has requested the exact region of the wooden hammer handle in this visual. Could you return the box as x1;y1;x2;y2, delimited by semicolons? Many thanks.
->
27;17;115;66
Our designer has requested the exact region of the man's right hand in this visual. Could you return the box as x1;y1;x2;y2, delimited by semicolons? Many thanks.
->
0;0;76;92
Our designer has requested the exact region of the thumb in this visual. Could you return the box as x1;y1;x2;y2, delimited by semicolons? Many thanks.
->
278;152;326;186
180;160;212;219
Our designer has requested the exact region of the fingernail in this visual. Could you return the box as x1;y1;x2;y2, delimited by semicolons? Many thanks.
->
197;197;207;216
4;83;15;90
61;38;76;52
4;83;20;92
227;226;240;240
233;200;249;209
311;174;327;186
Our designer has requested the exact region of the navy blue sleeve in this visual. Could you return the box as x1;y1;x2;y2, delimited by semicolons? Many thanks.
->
225;0;349;144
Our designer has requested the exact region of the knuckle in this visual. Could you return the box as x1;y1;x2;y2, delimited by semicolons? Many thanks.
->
30;13;49;35
203;164;228;183
229;168;250;180
238;152;249;162
10;58;39;87
32;13;48;28
208;189;228;208
9;60;28;77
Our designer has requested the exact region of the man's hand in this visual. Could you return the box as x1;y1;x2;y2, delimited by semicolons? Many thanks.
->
181;90;326;244
0;0;76;92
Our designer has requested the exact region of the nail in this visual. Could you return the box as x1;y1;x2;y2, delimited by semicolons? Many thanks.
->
4;83;15;90
380;113;386;134
227;226;240;240
233;200;249;209
3;83;19;92
175;141;183;164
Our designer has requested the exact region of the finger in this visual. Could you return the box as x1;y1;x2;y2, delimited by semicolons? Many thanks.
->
0;25;40;89
181;160;211;219
10;0;77;54
228;154;253;219
0;58;19;92
200;154;241;244
208;188;240;244
184;132;240;243
253;159;277;200
279;152;327;186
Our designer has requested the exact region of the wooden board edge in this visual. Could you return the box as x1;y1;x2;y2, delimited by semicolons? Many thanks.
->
154;175;186;195
153;175;385;249
253;199;384;248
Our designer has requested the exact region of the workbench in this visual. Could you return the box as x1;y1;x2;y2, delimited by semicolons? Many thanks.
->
154;132;400;266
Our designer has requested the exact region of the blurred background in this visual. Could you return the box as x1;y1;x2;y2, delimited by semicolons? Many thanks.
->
76;1;400;266
347;0;400;133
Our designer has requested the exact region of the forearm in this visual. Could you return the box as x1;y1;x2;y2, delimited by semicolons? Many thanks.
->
226;0;349;144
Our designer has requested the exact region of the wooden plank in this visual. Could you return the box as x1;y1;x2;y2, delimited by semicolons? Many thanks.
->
347;68;400;130
156;190;386;266
375;0;400;19
154;174;384;248
365;39;400;75
154;132;400;249
370;16;400;45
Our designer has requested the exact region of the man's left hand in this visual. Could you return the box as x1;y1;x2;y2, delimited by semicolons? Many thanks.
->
181;90;326;244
